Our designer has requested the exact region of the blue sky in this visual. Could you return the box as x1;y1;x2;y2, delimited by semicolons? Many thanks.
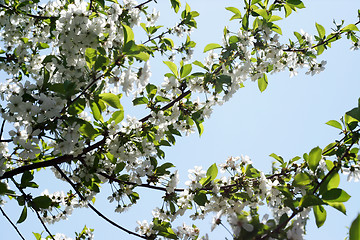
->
1;0;360;239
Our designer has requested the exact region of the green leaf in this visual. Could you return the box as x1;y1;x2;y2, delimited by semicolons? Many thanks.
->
68;98;86;115
193;192;207;206
180;64;192;78
146;84;157;99
17;206;27;224
245;164;260;178
110;110;124;124
258;73;268;92
343;24;359;32
315;22;326;39
21;171;34;186
269;23;282;35
269;153;284;164
94;55;109;71
225;6;242;20
299;194;323;207
122;24;134;43
32;232;42;240
286;0;305;9
325;201;346;215
322;143;337;156
133;97;148;105
350;214;360;240
346;107;360;122
99;93;122;109
206;163;218;180
322;188;351;202
225;6;241;15
37;42;49;49
325;120;342;130
253;9;269;20
0;182;15;195
308;147;322;172
242;12;249;30
133;52;150;61
79;122;99;140
195;121;204;136
284;4;292;17
85;48;97;70
193;60;206;69
155;96;170;103
203;43;222;53
32;196;52;210
163;61;178;77
170;0;181;13
89;100;103;121
269;15;282;22
313;205;326;228
319;172;340;195
293;172;312;186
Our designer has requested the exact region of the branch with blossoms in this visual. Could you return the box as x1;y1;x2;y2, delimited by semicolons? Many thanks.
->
134;114;360;239
1;0;360;239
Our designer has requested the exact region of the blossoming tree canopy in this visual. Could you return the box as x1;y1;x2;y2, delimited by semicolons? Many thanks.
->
0;0;360;239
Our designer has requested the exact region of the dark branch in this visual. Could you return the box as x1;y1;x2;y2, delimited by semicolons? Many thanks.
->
0;3;56;20
11;178;55;240
0;206;26;240
53;165;147;239
134;0;156;9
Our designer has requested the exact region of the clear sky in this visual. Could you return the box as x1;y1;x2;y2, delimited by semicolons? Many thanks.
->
1;0;360;239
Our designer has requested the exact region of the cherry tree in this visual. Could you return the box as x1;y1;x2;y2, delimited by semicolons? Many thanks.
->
0;0;360;239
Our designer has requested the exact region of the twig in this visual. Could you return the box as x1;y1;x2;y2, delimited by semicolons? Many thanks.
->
0;206;26;240
53;165;147;239
0;3;56;20
11;178;56;240
284;20;360;52
259;210;298;240
134;0;156;9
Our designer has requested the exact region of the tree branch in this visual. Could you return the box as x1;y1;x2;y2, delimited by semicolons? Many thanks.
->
53;165;147;239
0;206;26;240
0;3;56;20
11;178;56;240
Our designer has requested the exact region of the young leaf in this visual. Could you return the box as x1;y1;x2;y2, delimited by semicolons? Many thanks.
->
99;93;122;109
308;147;322;172
258;73;268;92
299;194;323;207
163;61;178;77
343;24;359;32
180;64;192;78
17;206;27;224
206;163;218;180
203;43;222;53
319;172;340;195
315;22;326;39
325;120;342;130
325;202;346;215
122;24;134;43
79;121;99;140
313;205;326;228
322;188;351;202
350;214;360;240
293;172;312;186
269;153;284;164
193;192;207;206
89;100;103;121
253;9;269;21
170;0;181;13
32;196;52;210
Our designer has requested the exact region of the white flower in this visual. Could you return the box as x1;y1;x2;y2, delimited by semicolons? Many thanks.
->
343;164;360;182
